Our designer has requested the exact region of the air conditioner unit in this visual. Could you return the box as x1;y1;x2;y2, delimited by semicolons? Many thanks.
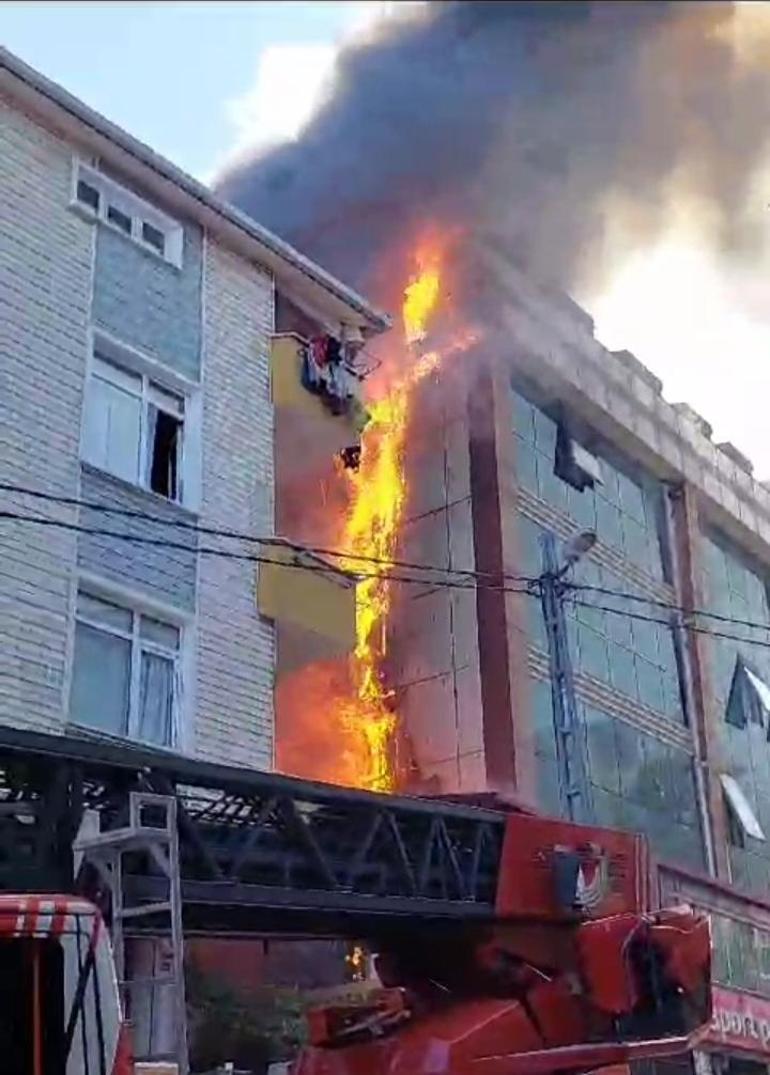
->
554;425;602;491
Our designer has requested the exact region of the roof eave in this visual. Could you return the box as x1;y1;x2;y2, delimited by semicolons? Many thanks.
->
0;47;392;336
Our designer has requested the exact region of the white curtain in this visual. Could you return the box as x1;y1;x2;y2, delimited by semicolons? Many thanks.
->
138;652;173;746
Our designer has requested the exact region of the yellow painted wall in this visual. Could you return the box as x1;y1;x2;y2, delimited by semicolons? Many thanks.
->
257;541;357;655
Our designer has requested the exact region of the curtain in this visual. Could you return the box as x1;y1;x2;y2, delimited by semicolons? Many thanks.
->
138;651;173;746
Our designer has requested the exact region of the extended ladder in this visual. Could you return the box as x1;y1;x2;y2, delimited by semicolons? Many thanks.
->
74;791;189;1075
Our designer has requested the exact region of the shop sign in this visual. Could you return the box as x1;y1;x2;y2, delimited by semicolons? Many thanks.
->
709;985;770;1054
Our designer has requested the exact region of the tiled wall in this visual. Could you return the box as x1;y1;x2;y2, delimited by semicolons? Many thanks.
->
511;382;704;868
92;216;203;380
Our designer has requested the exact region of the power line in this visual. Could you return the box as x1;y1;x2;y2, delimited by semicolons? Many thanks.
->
569;596;770;653
5;482;770;645
0;481;533;586
569;582;770;637
0;509;537;598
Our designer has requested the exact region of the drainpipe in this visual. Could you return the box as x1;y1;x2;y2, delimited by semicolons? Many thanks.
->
664;482;717;878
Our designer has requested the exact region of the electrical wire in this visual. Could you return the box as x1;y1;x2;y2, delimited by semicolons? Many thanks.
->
5;482;770;646
569;597;770;652
0;508;538;598
0;481;533;586
568;582;770;636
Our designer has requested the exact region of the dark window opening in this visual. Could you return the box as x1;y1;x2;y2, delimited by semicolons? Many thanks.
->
107;204;132;234
149;407;182;500
142;221;166;256
76;179;100;212
554;422;601;492
0;938;65;1075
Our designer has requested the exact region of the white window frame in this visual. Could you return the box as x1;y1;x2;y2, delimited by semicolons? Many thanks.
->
70;586;185;749
71;159;184;269
81;332;201;511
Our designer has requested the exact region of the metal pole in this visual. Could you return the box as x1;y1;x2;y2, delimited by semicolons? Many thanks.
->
540;530;594;824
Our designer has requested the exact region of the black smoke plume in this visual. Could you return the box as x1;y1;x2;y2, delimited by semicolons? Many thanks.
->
216;1;770;302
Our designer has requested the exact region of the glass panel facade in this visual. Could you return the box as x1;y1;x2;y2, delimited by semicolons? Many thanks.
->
709;911;770;998
702;529;770;896
511;385;667;581
531;677;703;870
517;516;684;724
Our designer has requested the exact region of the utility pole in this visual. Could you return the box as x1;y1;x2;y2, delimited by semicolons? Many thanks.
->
539;529;595;825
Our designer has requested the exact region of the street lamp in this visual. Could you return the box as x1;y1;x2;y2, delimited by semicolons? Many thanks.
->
539;529;596;823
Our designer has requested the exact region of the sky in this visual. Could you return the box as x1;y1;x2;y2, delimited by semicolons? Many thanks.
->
4;1;770;476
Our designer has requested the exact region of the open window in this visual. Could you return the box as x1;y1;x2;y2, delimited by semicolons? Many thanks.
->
82;351;186;504
554;422;602;491
721;772;765;844
725;659;770;730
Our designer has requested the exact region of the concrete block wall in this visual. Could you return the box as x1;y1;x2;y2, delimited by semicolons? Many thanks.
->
0;95;92;733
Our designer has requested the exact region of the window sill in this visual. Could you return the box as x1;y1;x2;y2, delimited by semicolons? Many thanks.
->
81;461;199;521
66;720;184;758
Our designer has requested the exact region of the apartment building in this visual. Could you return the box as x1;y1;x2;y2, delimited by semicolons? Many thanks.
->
388;240;770;1075
0;48;388;771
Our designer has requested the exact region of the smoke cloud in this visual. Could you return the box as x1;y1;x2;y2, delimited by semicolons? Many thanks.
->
216;1;770;303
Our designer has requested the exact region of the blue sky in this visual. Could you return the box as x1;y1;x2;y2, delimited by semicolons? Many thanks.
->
5;1;770;471
2;2;390;181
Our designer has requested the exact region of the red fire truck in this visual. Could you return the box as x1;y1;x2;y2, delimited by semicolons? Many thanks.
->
0;894;133;1075
0;814;711;1075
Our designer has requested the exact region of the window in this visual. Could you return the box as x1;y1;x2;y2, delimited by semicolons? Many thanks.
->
70;590;181;747
726;659;770;730
72;161;183;268
83;353;185;502
721;773;765;842
141;221;166;257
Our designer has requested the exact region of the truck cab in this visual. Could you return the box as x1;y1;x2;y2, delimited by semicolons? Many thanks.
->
0;895;132;1075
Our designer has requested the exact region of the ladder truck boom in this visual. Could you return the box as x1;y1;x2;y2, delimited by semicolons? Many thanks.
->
294;811;711;1075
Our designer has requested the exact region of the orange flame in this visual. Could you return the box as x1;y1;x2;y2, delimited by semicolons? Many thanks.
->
331;244;452;792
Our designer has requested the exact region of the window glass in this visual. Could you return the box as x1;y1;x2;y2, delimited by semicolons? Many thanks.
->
140;616;180;650
70;623;131;735
106;204;132;234
137;651;174;745
702;528;770;896
538;692;703;868
76;592;133;633
510;383;666;580
142;221;166;255
76;179;100;211
84;374;141;483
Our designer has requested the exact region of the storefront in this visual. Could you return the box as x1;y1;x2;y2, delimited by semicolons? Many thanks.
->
702;986;770;1073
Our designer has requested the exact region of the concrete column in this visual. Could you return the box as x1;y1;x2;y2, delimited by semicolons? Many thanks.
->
668;482;730;879
468;363;536;802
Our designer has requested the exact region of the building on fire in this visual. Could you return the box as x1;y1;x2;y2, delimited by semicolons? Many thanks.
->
3;46;770;1075
378;237;770;1075
0;47;388;769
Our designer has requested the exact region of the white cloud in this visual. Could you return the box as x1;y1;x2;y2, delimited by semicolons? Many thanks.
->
208;1;423;182
226;42;337;156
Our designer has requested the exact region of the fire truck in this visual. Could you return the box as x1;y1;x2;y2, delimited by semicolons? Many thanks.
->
0;729;713;1075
